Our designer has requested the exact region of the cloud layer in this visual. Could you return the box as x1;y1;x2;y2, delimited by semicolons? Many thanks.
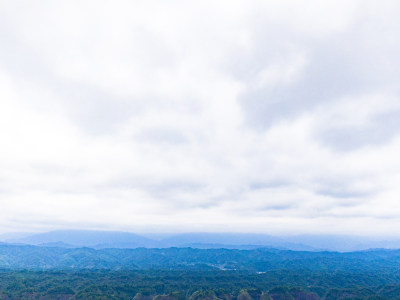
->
1;0;400;235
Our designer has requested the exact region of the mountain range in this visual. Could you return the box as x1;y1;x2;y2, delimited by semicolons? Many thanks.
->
2;230;400;251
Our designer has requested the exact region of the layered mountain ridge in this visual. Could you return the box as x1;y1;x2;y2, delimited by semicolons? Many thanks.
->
2;230;400;252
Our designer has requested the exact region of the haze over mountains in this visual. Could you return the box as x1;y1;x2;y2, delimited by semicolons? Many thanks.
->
2;230;400;252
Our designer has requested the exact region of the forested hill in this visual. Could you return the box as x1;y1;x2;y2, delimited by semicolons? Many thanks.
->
1;244;400;272
1;246;400;298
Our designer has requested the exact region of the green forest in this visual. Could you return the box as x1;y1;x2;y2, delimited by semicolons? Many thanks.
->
0;269;399;299
1;245;400;298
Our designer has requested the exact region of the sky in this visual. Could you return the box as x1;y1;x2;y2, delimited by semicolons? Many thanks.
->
0;0;400;236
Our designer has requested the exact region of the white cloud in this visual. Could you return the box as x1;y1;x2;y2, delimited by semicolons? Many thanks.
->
0;0;399;235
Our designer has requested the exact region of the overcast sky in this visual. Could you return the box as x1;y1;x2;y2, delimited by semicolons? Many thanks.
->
1;0;400;235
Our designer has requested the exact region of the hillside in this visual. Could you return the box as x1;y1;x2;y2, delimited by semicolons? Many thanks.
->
0;244;400;272
5;230;400;251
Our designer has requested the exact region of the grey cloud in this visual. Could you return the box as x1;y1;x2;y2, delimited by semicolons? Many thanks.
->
0;24;40;80
315;188;372;200
249;181;289;190
0;28;133;134
0;9;181;136
135;127;188;145
59;84;138;135
259;204;295;211
239;45;370;130
317;109;400;151
146;181;207;198
1;0;400;235
313;175;378;199
102;177;206;197
237;15;400;131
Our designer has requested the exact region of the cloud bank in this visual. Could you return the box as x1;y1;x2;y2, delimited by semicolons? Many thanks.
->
1;0;400;235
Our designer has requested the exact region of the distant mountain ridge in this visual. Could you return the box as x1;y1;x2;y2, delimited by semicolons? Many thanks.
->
160;232;315;251
2;230;315;250
0;244;399;271
3;230;400;251
5;230;158;249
